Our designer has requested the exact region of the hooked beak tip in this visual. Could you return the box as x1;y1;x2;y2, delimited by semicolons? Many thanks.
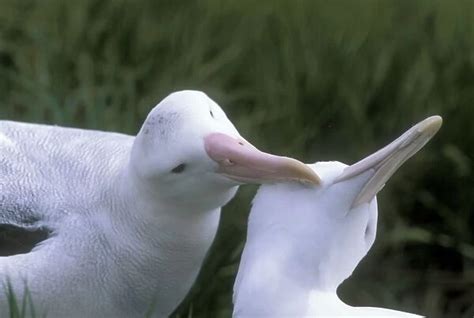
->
419;115;442;136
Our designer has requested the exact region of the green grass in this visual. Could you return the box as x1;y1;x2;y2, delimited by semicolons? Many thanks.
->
4;281;43;318
0;0;473;317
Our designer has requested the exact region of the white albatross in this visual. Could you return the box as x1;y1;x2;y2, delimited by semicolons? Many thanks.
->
0;90;320;317
233;116;442;317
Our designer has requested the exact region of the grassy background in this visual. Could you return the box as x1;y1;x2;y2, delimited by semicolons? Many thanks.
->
0;0;473;317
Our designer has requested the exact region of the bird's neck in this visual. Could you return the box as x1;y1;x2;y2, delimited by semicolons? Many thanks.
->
112;164;222;257
234;231;343;316
103;167;221;315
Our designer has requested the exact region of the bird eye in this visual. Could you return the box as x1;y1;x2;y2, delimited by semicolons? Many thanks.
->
209;110;214;118
171;164;186;174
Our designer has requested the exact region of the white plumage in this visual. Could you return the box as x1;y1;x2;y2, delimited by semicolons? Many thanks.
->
0;90;318;317
233;116;442;317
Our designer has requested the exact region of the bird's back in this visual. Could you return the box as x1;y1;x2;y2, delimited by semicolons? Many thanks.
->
0;121;133;223
0;121;138;316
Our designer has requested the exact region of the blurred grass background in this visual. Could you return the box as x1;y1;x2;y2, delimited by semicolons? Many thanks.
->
0;0;473;317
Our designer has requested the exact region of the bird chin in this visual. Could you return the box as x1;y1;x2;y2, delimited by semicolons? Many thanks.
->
219;173;306;186
218;173;249;185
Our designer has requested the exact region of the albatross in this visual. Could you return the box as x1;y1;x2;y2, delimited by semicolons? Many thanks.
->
0;90;319;317
233;116;442;317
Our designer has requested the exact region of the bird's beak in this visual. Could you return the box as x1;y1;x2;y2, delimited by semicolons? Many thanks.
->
204;132;321;185
334;116;442;208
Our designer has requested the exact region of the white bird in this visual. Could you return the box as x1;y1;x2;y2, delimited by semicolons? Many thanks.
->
233;116;442;317
0;90;319;317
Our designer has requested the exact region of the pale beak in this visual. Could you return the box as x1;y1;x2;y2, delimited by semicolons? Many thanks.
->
204;132;321;185
334;116;442;208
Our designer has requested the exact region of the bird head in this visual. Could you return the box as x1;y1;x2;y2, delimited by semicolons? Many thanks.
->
248;116;442;290
129;90;320;211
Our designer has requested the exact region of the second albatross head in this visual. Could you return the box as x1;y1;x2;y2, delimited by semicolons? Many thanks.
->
233;116;442;316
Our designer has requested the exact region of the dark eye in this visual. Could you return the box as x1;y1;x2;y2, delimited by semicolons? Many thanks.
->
171;164;186;174
209;110;214;118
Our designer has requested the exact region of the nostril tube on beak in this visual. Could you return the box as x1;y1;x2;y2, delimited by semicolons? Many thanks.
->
223;159;235;166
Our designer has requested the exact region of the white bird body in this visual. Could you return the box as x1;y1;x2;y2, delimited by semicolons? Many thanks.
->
0;120;221;317
0;91;319;317
233;116;442;318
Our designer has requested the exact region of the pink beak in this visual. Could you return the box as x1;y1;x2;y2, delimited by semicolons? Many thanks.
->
204;133;320;185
